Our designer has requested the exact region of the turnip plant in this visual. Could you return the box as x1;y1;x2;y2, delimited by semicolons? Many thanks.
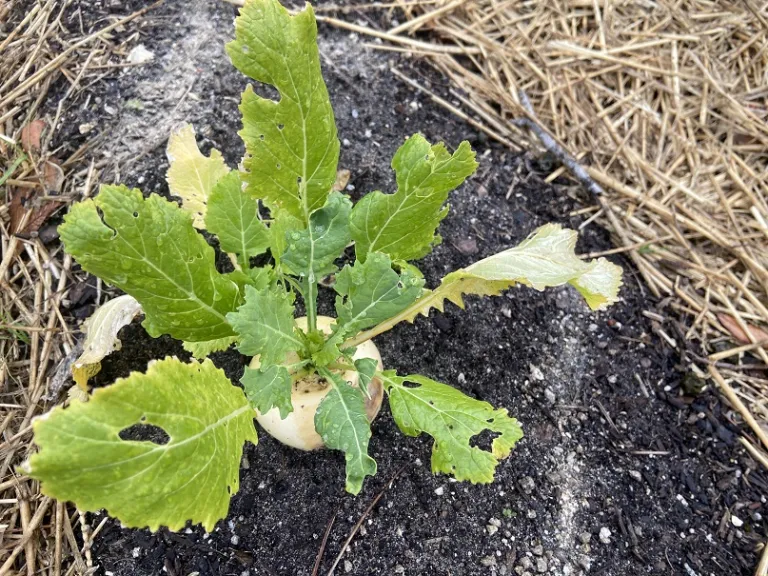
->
24;0;622;532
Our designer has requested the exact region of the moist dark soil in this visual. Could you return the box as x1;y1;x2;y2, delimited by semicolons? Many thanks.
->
39;1;768;575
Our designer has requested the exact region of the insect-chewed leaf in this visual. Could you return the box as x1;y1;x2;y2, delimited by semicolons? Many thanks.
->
59;185;244;342
227;0;339;223
350;134;478;262
205;171;270;261
334;252;424;336
315;370;377;494
380;371;523;483
24;358;257;532
281;191;352;279
166;123;230;228
72;295;142;390
182;336;238;359
241;364;292;419
226;284;302;365
396;224;623;322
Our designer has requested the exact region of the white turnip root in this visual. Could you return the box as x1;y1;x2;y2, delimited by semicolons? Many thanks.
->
250;316;383;450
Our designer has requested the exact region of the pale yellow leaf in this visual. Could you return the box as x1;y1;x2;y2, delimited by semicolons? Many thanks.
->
166;124;230;228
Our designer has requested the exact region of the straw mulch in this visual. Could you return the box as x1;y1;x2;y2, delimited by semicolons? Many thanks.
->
321;1;768;469
0;1;158;574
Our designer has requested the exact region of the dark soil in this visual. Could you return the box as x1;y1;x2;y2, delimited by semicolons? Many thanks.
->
40;1;767;575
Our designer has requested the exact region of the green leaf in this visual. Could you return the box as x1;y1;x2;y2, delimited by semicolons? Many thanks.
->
226;284;302;365
334;252;424;336
350;135;477;262
315;369;377;494
269;209;303;272
59;185;243;342
25;358;257;532
166;123;231;229
241;364;293;419
205;171;269;261
354;358;378;397
227;0;339;223
380;371;523;483
182;336;238;359
281;191;352;279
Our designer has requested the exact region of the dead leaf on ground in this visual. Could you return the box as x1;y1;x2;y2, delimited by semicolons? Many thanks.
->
20;119;46;154
333;168;351;191
9;187;61;237
717;313;768;347
43;160;64;193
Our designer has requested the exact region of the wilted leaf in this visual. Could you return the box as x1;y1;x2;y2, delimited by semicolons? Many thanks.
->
72;295;142;390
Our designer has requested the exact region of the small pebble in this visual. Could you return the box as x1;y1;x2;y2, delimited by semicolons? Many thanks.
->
532;545;544;556
435;486;445;496
520;476;535;494
629;470;642;482
599;527;611;544
351;109;359;119
535;558;547;573
731;514;744;527
344;560;353;573
486;524;499;536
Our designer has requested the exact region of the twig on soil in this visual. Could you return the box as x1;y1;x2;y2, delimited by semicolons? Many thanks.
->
312;506;340;576
512;90;603;197
326;467;406;576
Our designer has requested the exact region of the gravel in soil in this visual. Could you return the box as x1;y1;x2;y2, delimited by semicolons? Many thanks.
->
42;1;768;575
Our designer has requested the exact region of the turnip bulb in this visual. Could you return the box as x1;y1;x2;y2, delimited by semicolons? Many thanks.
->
250;316;383;450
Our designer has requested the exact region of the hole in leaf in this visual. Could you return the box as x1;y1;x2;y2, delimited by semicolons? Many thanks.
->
469;429;501;451
400;380;419;389
227;485;232;494
277;123;284;130
132;211;139;218
259;134;265;140
249;81;279;102
276;163;281;170
119;423;170;445
297;176;302;184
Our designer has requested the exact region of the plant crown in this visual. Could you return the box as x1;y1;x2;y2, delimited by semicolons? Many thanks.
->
23;0;622;532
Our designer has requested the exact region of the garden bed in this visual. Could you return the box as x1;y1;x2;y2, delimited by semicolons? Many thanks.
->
5;0;767;575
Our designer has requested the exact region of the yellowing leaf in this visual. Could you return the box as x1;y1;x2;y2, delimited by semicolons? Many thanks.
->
227;0;339;223
395;224;622;323
26;358;257;532
166;123;230;228
72;295;142;390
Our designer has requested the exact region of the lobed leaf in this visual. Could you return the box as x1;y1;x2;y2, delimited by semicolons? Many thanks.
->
166;123;230;228
281;191;352;279
25;358;257;532
334;252;424;336
226;284;302;365
389;224;622;324
205;171;270;262
72;295;142;390
315;370;377;494
227;0;339;223
241;364;293;419
350;134;477;262
380;371;523;483
59;185;244;342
